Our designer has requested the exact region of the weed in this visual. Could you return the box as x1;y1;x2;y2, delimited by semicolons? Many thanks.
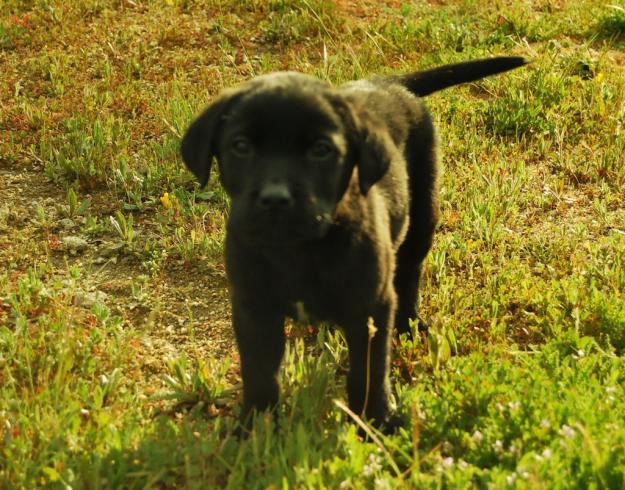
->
109;211;137;248
158;354;236;410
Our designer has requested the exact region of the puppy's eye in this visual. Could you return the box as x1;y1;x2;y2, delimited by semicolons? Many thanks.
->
308;139;336;160
230;137;253;157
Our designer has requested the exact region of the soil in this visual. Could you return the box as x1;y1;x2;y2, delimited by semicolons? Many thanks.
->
0;157;236;387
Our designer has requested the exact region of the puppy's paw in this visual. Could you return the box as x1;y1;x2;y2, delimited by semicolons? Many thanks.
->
232;412;254;439
358;411;404;438
377;411;404;435
395;317;429;342
232;423;250;440
233;408;279;439
416;316;429;335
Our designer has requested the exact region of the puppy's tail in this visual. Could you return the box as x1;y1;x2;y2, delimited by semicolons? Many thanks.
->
391;56;527;97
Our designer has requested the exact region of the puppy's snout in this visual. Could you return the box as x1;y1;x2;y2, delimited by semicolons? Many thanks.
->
258;182;294;209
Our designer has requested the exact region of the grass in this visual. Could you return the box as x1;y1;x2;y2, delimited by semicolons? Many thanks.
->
1;0;624;488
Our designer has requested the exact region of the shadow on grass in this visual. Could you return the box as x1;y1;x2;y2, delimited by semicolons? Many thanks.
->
81;341;350;488
593;6;625;44
90;414;240;488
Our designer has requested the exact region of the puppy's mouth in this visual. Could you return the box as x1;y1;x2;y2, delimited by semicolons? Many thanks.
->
238;209;334;244
272;212;333;242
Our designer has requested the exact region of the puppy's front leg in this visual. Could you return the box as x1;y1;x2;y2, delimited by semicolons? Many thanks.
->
232;295;286;427
343;294;400;432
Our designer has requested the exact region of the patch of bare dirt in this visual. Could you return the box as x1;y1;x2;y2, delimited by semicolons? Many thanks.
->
0;157;236;391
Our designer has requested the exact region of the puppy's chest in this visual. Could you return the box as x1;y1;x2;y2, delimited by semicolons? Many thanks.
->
279;251;380;323
288;286;351;326
285;261;347;304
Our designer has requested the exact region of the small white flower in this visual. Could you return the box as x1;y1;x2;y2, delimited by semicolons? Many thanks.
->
363;453;382;477
442;456;454;468
606;386;617;395
493;439;504;453
559;424;576;439
540;419;552;430
495;402;505;412
506;473;517;485
374;477;392;490
542;448;553;459
339;480;351;489
458;459;469;470
508;401;520;411
472;430;484;442
577;349;585;358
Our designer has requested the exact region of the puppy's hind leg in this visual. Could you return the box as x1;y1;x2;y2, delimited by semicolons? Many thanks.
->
393;231;433;339
394;117;439;340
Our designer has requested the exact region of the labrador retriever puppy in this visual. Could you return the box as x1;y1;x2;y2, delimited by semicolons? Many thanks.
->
181;57;526;431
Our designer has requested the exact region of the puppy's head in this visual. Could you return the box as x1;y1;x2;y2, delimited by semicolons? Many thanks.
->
181;72;395;243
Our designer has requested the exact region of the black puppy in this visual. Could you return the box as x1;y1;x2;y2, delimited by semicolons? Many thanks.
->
181;57;526;431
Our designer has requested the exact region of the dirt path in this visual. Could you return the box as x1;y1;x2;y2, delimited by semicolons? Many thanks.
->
1;157;236;384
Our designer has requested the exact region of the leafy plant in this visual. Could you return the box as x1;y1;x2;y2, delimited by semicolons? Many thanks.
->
109;211;136;247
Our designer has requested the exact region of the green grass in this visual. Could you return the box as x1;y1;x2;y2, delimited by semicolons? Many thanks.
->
1;0;625;488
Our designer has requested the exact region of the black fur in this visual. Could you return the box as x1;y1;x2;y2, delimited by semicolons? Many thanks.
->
181;57;526;432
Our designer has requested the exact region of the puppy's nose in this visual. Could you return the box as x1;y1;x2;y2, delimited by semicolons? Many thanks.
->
259;183;294;209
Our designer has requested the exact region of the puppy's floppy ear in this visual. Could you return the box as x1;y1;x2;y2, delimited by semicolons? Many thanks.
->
180;88;243;188
329;94;396;196
355;113;396;195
